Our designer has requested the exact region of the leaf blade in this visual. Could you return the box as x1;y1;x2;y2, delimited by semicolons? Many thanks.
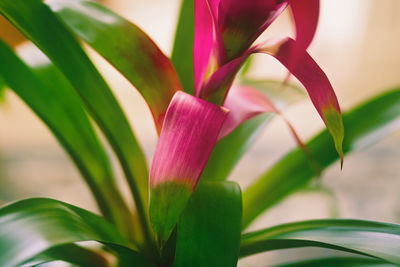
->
174;181;242;267
240;219;400;264
201;80;305;181
149;92;228;246
171;0;195;94
0;198;151;267
0;40;133;237
272;256;396;267
242;87;400;228
46;0;182;133
0;0;152;247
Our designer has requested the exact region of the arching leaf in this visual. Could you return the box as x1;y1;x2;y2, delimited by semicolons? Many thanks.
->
240;219;400;265
0;198;152;267
243;87;400;228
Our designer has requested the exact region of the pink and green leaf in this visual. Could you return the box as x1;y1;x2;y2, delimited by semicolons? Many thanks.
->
217;0;288;62
219;85;319;174
199;50;253;104
201;37;343;159
149;91;228;246
46;0;182;133
256;38;344;161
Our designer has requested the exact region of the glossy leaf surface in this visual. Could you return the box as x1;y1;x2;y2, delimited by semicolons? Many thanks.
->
0;198;151;267
240;219;400;264
46;0;182;133
0;40;132;236
273;257;396;267
175;181;242;267
243;87;400;228
172;0;195;94
0;0;151;246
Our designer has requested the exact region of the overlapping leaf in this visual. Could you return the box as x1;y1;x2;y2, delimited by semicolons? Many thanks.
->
172;0;195;94
0;0;152;247
200;38;344;160
0;40;133;237
287;0;319;70
201;80;304;181
240;219;400;264
23;244;108;267
273;257;396;267
175;181;242;267
149;92;228;246
0;198;152;267
46;0;182;133
243;87;400;228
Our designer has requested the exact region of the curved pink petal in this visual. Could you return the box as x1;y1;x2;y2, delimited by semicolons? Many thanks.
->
257;37;344;161
149;91;228;245
194;0;215;92
219;85;277;139
200;37;344;160
199;48;255;104
286;0;320;70
220;85;322;174
290;0;319;50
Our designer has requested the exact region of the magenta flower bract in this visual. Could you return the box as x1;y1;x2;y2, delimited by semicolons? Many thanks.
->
149;0;344;245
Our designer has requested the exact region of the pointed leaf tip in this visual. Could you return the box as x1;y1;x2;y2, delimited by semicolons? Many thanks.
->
256;38;344;161
149;91;228;245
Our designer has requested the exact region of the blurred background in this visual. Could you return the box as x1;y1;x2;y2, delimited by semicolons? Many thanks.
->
0;0;399;266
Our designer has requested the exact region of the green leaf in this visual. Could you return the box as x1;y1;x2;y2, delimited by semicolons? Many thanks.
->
0;198;151;267
171;0;195;94
0;40;133;238
0;0;152;248
24;244;109;267
240;219;400;264
174;181;242;267
272;257;397;267
202;114;273;180
0;75;5;103
242;87;400;228
201;79;305;181
46;0;182;133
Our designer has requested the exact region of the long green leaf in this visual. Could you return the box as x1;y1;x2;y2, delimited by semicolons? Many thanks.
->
24;244;109;267
171;0;195;94
0;40;133;238
45;0;182;133
273;257;396;267
243;87;400;227
174;181;242;267
0;0;152;248
0;198;151;267
240;219;400;264
201;80;305;181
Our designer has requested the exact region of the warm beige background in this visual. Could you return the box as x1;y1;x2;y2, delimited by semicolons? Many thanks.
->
0;0;399;266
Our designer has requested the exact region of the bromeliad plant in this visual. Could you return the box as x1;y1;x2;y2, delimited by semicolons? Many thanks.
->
0;0;399;266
